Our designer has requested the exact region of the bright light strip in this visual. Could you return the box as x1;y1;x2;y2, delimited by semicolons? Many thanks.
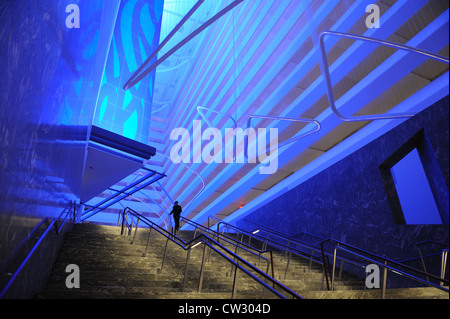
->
191;241;203;249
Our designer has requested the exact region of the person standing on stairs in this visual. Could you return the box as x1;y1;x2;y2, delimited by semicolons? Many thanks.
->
169;201;182;234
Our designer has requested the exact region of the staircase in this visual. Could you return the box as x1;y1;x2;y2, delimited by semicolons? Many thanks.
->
37;223;449;299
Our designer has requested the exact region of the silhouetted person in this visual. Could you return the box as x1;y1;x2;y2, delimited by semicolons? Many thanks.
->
169;201;182;233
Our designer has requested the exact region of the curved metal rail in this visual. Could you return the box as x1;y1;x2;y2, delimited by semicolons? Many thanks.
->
319;30;449;122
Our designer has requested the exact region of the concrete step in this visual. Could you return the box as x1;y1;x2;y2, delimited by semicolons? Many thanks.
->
37;289;279;299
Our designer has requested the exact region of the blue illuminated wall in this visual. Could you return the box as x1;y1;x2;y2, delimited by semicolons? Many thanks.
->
0;0;111;218
238;96;449;285
0;0;118;297
94;0;164;144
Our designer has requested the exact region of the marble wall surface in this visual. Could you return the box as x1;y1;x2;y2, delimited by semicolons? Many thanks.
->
238;96;449;285
0;0;107;297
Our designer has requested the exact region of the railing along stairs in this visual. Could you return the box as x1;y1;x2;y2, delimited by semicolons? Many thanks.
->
208;217;449;299
118;207;303;299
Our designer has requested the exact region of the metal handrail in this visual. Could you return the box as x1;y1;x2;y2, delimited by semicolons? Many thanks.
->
208;216;335;284
120;207;303;299
212;216;449;296
212;217;322;261
179;216;274;277
229;220;368;280
0;202;75;299
81;169;166;221
244;218;328;244
321;238;449;295
243;218;329;257
211;217;366;293
416;241;449;284
242;222;369;286
319;30;449;122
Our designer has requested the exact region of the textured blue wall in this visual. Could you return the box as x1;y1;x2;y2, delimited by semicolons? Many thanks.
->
238;96;449;277
0;0;108;218
0;0;164;297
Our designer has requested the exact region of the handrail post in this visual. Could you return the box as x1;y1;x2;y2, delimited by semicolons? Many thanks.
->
131;218;139;244
117;210;122;227
160;236;170;274
128;216;134;236
284;251;291;280
262;233;269;251
120;210;126;235
285;241;290;257
381;261;388;299
417;247;429;281
183;246;192;292
231;261;239;299
441;249;448;287
270;250;275;287
198;243;207;293
193;225;198;240
321;240;331;291
143;227;152;257
309;249;315;270
331;246;338;290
